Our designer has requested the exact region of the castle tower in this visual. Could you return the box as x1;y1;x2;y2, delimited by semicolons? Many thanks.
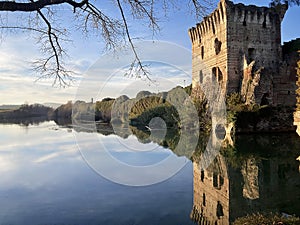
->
190;154;230;225
189;0;288;105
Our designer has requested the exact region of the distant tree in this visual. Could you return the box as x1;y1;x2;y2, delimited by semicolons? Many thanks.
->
0;0;298;86
270;0;300;6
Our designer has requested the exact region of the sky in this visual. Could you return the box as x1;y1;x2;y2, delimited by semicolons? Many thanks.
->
0;0;299;105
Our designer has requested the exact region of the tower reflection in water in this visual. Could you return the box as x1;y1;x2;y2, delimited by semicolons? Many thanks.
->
190;134;300;225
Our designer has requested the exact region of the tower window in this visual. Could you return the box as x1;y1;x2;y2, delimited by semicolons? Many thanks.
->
201;46;204;59
213;173;218;188
201;170;204;182
212;67;223;83
214;38;222;55
199;70;203;84
216;201;224;218
248;48;256;62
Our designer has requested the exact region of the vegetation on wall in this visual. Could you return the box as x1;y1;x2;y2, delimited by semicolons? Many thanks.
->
296;51;300;111
233;213;300;225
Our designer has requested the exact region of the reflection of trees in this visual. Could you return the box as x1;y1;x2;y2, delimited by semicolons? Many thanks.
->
0;116;51;126
191;133;300;224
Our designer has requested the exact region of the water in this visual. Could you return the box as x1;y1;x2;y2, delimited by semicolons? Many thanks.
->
1;121;300;225
0;121;194;225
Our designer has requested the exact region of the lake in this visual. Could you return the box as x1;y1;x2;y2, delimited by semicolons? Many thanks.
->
0;121;300;225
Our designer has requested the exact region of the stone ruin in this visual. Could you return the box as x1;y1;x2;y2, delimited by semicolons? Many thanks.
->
189;0;299;106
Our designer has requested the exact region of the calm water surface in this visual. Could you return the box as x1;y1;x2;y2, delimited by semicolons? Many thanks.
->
1;121;300;225
0;121;194;225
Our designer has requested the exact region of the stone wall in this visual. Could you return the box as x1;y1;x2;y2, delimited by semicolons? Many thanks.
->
274;38;300;106
190;155;230;225
189;0;228;97
226;1;287;104
189;0;299;107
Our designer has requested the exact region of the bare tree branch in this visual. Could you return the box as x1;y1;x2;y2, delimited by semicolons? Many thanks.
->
0;0;218;86
0;0;88;12
116;0;152;81
27;0;72;86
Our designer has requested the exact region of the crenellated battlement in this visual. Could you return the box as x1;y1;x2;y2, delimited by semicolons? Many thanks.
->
227;1;288;26
189;0;296;107
189;0;288;44
188;0;227;43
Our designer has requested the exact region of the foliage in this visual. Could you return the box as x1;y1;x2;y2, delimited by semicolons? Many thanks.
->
192;97;211;131
95;99;115;122
129;98;180;129
102;97;115;102
296;51;300;111
53;101;73;119
18;103;53;115
270;0;300;6
226;92;261;124
184;84;192;96
233;213;300;225
129;96;164;119
0;103;54;121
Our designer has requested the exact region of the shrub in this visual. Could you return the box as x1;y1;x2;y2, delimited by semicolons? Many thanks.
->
233;213;300;225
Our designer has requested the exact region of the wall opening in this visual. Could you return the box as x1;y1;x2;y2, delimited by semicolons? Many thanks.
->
248;48;256;62
201;170;204;182
219;176;224;187
261;93;269;105
213;173;218;188
218;68;223;82
214;38;222;55
199;70;203;84
203;193;206;206
216;201;224;218
212;67;223;83
212;67;217;82
201;46;204;59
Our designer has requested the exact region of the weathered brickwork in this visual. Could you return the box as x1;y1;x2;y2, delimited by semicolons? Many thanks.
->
191;150;300;224
189;0;298;106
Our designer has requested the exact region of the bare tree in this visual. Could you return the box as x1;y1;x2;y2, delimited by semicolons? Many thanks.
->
0;0;297;86
0;0;214;86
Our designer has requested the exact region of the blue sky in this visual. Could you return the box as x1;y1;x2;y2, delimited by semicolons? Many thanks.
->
0;0;299;104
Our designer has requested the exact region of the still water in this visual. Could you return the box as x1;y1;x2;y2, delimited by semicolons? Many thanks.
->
0;121;194;225
0;121;300;225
